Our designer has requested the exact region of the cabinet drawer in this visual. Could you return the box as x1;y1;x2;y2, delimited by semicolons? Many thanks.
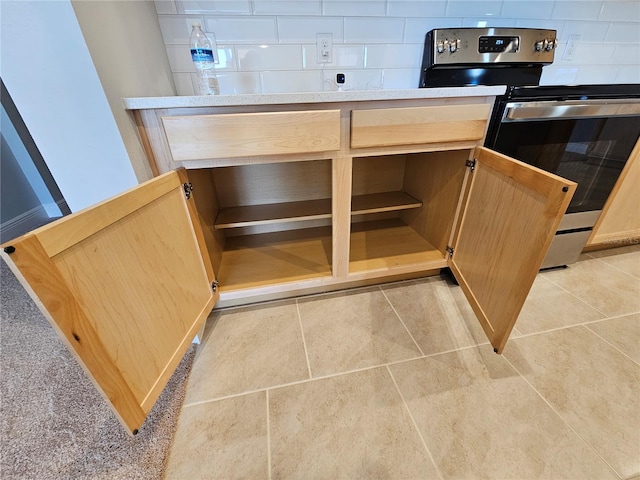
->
162;110;341;161
350;104;490;148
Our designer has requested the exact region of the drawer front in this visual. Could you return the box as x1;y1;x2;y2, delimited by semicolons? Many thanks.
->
162;110;341;161
350;104;490;148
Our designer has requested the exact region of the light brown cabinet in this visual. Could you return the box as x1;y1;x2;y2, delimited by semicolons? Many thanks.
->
1;93;575;434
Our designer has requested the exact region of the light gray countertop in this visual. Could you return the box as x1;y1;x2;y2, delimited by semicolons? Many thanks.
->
122;86;506;110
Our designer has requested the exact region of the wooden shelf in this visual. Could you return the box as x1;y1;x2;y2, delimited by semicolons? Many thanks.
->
217;226;332;290
215;199;332;229
215;191;421;230
349;219;446;273
352;191;422;215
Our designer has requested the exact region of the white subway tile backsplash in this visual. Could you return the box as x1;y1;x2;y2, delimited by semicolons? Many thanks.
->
205;16;278;43
515;19;565;32
162;0;638;94
155;1;178;15
381;68;421;89
502;1;554;19
599;1;640;21
556;43;614;64
219;72;262;93
277;17;343;44
560;21;609;42
611;44;640;63
322;1;386;17
177;1;251;14
166;44;236;71
462;17;521;27
365;44;423;68
158;15;204;44
302;44;365;69
552;2;603;21
574;65;618;83
387;1;447;17
253;0;321;15
540;65;579;85
605;22;640;42
446;1;502;17
237;45;303;70
261;70;323;92
404;18;463;43
616;65;640;82
344;17;405;43
321;69;383;90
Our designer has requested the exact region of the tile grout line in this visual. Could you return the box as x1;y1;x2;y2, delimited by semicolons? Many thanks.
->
501;354;624;480
581;323;640;367
295;299;313;379
379;286;426;356
586;254;640;280
181;342;492;409
266;390;272;480
386;365;445;480
539;273;611;319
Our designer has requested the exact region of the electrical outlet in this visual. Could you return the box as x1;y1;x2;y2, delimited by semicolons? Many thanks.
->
563;34;581;61
316;33;333;63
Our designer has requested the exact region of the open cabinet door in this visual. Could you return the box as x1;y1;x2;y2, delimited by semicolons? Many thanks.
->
449;147;576;354
1;169;217;434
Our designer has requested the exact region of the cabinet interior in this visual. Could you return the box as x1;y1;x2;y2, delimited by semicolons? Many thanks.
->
349;150;469;273
189;149;470;294
189;160;333;292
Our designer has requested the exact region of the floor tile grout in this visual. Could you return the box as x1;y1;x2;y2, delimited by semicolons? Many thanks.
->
266;390;272;480
501;353;625;480
295;298;313;379
385;365;445;480
539;273;612;319
182;342;494;409
379;286;426;356
581;323;640;367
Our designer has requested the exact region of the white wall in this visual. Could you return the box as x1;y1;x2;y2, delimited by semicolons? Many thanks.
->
0;0;139;212
71;0;176;182
156;0;640;94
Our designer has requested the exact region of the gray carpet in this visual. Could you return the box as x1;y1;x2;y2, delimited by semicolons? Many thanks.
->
1;258;195;479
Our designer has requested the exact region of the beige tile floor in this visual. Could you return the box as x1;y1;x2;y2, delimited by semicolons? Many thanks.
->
165;245;640;480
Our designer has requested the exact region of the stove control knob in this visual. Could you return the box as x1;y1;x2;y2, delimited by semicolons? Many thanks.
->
535;39;548;51
437;40;446;54
545;38;557;51
449;39;459;53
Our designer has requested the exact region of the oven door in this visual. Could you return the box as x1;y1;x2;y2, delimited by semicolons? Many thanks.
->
489;99;640;216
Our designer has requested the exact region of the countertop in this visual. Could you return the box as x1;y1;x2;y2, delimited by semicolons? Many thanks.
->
122;86;506;110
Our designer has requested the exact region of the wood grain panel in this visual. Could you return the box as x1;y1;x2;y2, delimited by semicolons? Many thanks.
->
350;104;490;148
217;227;332;290
450;147;576;353
162;110;340;161
0;170;217;433
349;219;446;273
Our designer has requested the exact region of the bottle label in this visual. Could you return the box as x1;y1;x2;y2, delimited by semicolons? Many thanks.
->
191;48;215;62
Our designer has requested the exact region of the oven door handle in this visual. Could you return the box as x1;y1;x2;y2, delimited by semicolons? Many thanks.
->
504;100;640;121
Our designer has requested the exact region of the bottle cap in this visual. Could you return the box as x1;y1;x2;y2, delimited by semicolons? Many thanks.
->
192;22;202;28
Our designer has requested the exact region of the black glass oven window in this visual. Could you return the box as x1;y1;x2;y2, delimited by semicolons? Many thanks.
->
492;116;640;214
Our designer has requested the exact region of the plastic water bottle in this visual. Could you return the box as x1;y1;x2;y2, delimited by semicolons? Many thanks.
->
190;23;220;95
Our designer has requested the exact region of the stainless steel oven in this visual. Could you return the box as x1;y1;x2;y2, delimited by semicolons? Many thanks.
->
486;85;640;268
419;28;640;268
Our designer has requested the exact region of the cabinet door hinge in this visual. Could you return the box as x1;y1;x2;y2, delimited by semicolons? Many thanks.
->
466;159;476;172
211;280;219;293
183;182;194;200
445;245;454;257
